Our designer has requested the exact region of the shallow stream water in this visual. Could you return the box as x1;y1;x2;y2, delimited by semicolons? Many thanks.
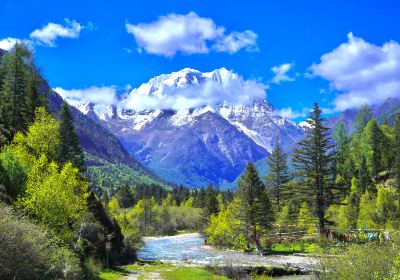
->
138;233;316;279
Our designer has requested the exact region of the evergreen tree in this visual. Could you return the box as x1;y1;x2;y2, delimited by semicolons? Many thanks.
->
293;103;333;233
0;44;32;141
363;119;384;178
202;184;219;225
160;194;173;235
357;155;369;192
115;184;136;208
236;162;274;254
333;122;351;178
266;140;290;211
354;104;373;134
26;67;47;124
58;102;85;172
394;113;400;191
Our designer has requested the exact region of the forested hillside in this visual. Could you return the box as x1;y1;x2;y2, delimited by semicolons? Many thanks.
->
0;44;134;279
0;48;170;194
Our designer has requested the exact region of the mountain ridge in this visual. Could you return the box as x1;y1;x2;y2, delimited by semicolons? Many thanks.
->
63;68;304;187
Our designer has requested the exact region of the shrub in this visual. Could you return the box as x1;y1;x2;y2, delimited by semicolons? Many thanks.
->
0;203;82;279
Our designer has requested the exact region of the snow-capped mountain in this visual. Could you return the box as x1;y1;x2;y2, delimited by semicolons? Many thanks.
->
61;68;305;187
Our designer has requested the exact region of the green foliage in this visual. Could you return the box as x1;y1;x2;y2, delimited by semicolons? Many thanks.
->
0;203;82;280
296;202;316;234
17;154;89;238
85;153;170;194
109;195;202;242
333;122;351;182
375;184;399;229
205;199;247;249
357;190;378;229
354;103;373;134
59;102;85;171
201;184;219;225
318;241;398;280
293;103;333;232
276;205;291;230
17;107;60;161
114;184;136;208
0;149;29;198
0;44;47;143
266;141;290;211
394;113;400;190
235;162;274;252
363;119;387;178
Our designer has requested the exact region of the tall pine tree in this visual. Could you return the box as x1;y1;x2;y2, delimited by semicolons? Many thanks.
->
293;103;333;233
354;104;373;134
236;162;274;254
333;122;350;180
58;102;85;172
363;119;384;178
394;113;400;191
266;140;290;211
0;44;47;144
0;43;31;141
357;155;369;192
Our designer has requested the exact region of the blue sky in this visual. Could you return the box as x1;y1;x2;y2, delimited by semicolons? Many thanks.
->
1;0;400;122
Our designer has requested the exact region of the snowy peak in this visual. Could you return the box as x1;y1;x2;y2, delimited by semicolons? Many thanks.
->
130;67;238;98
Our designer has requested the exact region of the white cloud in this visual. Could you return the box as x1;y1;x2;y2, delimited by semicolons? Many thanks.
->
213;30;258;54
55;69;267;111
311;32;400;111
122;74;267;111
126;12;258;57
0;37;32;51
30;18;82;47
271;63;295;84
275;107;309;119
54;86;118;106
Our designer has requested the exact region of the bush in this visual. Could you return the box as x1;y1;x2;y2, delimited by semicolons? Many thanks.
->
317;239;398;280
0;203;82;279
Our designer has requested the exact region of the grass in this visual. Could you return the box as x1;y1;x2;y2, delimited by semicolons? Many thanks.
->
98;261;228;280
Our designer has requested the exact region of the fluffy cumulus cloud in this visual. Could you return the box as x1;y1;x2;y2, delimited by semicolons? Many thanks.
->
271;63;295;84
275;107;309;119
54;86;118;106
213;30;258;54
125;12;258;57
311;33;400;111
0;37;31;51
29;18;83;47
123;78;266;111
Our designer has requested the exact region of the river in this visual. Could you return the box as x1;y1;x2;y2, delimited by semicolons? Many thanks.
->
138;233;317;278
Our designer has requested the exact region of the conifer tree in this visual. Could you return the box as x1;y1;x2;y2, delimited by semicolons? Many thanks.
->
58;102;85;172
236;162;274;254
26;67;47;124
357;155;369;192
266;140;290;211
364;119;384;178
354;104;373;134
0;44;31;141
394;113;400;191
201;184;219;225
333;122;350;178
293;103;333;233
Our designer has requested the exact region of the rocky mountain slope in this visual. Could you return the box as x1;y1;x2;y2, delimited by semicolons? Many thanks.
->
48;87;169;192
